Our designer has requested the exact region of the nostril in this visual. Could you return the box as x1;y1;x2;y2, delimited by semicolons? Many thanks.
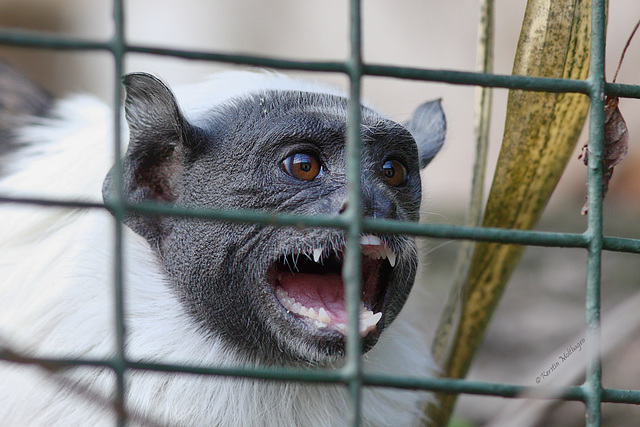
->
339;200;348;214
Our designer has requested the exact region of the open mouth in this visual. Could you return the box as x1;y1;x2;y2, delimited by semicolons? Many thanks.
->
269;235;396;337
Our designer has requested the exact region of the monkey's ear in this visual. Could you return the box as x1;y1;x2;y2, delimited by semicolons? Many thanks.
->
405;99;446;169
103;73;199;243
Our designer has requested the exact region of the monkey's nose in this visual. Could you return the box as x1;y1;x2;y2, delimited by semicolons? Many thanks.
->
338;191;396;219
363;184;398;219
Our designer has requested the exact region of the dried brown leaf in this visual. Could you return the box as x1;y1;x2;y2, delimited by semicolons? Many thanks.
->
579;96;629;215
579;17;638;215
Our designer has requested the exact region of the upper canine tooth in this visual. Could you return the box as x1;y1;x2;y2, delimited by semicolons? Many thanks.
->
313;248;323;263
386;249;397;267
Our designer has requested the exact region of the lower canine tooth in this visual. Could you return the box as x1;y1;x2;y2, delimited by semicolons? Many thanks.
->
359;322;369;335
307;308;318;319
362;312;382;328
360;310;374;320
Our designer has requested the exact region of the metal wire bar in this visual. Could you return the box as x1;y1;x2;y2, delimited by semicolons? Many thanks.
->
343;1;365;425
2;195;640;255
583;0;607;424
4;27;640;101
606;81;640;98
5;345;640;406
109;1;127;425
0;28;110;51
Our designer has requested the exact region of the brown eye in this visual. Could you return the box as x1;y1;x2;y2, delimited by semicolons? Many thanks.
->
382;159;407;187
281;153;323;181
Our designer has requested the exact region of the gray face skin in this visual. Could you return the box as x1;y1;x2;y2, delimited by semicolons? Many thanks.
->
103;73;446;366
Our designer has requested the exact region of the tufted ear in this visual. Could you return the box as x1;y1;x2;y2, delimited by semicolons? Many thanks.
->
103;73;200;244
405;99;446;169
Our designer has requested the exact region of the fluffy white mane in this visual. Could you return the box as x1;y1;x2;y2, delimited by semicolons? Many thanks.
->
0;71;433;426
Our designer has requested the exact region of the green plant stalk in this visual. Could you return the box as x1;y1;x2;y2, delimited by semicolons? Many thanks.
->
426;0;593;425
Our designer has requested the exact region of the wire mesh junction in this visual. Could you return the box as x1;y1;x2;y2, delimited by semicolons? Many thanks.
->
1;1;640;426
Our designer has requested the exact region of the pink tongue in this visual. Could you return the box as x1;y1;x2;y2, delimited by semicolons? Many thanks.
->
278;272;348;323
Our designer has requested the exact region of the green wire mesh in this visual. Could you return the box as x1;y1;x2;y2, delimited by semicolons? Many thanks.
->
1;1;640;426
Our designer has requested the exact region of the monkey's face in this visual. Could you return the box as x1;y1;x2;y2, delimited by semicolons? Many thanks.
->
106;74;445;366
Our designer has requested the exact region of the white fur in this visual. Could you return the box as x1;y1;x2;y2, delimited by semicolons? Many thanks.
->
0;71;433;426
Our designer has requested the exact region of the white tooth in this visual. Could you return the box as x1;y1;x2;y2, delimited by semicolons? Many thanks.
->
314;320;328;329
359;310;374;320
359;303;367;313
359;322;369;335
362;312;382;327
275;287;286;299
318;308;331;324
386;250;397;267
291;302;302;313
307;308;318;319
313;248;323;263
334;323;347;334
360;235;382;246
299;306;309;316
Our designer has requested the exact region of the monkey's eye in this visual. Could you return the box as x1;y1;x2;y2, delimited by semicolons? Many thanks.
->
381;159;408;187
281;152;323;181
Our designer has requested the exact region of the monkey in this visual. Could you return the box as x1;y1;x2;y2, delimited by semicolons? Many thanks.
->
0;64;446;426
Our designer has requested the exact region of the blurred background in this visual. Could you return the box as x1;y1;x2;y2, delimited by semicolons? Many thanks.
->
1;1;639;425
